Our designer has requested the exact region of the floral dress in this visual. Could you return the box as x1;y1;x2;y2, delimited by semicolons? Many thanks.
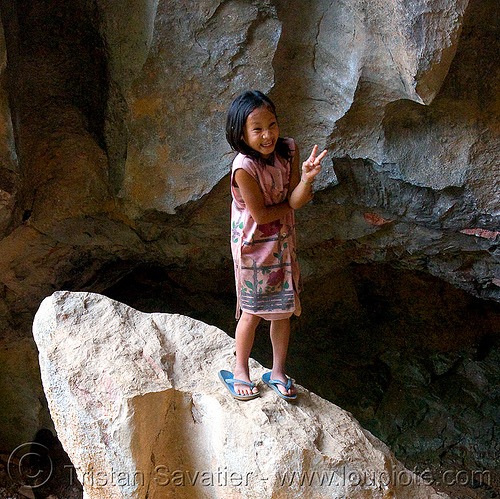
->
230;138;301;320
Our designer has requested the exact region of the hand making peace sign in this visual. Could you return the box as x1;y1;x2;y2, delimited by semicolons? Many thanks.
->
301;145;328;184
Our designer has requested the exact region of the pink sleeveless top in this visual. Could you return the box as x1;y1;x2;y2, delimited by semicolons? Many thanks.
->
230;138;301;320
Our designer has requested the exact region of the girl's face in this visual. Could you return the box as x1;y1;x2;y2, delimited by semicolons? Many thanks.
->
242;106;279;158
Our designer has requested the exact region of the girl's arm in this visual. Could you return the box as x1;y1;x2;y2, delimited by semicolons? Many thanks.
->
289;145;327;210
234;168;292;225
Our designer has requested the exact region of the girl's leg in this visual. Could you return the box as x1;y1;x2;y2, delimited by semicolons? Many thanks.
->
234;312;261;396
270;318;296;397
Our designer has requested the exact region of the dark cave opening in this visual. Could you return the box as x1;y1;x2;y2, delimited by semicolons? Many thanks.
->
0;0;109;149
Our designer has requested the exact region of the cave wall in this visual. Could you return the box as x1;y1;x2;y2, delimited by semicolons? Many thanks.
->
100;0;499;303
0;0;498;487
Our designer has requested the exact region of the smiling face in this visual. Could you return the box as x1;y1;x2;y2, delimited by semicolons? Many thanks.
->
242;106;279;158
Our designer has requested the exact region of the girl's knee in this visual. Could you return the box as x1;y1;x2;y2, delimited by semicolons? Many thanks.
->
240;312;261;327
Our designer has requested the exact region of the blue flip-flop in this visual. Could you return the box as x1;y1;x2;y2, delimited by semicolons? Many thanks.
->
262;372;297;401
218;370;260;401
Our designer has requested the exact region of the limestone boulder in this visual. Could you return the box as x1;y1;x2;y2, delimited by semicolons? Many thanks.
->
33;291;448;499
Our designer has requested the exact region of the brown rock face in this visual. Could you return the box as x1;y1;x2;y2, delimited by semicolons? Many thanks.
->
0;0;498;497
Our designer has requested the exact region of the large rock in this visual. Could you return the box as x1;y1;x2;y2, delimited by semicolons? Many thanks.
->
33;291;447;499
110;0;281;213
270;0;468;160
98;0;481;215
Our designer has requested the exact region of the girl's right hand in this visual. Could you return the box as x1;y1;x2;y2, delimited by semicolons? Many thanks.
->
301;145;327;184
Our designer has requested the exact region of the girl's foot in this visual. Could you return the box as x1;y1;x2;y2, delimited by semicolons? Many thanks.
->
233;368;259;397
270;370;296;397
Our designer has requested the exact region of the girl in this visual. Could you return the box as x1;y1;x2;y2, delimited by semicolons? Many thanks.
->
219;90;327;401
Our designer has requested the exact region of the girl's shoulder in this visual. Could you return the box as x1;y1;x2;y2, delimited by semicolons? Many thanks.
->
232;152;260;175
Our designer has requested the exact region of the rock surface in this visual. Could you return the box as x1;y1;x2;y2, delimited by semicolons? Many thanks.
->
33;291;447;499
104;0;281;213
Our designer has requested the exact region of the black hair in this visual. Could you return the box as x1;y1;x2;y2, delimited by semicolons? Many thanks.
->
225;90;291;164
